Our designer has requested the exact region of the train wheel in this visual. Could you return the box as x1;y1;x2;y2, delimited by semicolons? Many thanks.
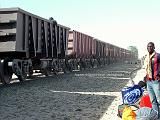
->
69;65;73;72
28;66;33;77
17;72;27;82
0;58;13;84
42;68;51;76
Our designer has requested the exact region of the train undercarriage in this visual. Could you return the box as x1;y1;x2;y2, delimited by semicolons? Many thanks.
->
0;57;113;84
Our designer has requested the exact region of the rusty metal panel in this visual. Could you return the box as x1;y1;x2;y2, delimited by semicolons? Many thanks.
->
57;24;69;59
95;39;98;57
0;11;17;52
80;33;83;57
67;30;79;58
16;12;24;51
105;43;109;56
78;32;82;57
89;37;92;56
108;44;112;57
86;36;92;57
37;20;42;53
24;14;29;57
67;31;74;56
110;45;114;57
0;13;17;23
95;39;103;57
92;39;96;56
50;20;58;58
31;17;38;56
101;42;106;57
44;21;48;57
0;41;16;51
68;30;93;59
85;36;88;57
101;42;104;57
83;34;86;57
104;43;106;57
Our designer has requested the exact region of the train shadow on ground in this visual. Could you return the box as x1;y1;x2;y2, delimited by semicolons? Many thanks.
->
0;63;139;120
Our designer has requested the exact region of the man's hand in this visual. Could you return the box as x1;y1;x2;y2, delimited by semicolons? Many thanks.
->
143;75;147;82
156;76;160;80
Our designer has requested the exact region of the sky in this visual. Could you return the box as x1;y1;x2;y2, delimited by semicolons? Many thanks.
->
0;0;160;58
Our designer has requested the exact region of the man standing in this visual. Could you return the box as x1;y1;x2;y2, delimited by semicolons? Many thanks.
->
144;42;160;118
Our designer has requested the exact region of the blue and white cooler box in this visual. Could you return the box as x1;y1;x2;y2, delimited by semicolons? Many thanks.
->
122;85;143;104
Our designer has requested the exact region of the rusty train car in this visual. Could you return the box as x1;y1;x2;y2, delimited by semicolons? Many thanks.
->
0;8;137;84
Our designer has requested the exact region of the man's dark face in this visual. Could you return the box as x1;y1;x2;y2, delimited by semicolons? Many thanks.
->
147;43;154;54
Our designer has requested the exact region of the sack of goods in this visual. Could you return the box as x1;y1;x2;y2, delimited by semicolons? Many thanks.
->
136;107;158;120
139;94;152;108
122;106;136;120
117;104;138;118
121;85;143;104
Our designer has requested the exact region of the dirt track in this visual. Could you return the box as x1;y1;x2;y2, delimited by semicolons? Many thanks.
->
0;63;139;120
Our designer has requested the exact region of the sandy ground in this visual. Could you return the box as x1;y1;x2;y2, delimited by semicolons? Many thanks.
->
0;63;143;120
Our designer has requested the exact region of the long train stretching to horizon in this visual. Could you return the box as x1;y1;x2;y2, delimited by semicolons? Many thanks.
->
0;8;137;84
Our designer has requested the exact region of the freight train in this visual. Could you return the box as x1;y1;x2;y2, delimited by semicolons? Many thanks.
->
0;8;137;84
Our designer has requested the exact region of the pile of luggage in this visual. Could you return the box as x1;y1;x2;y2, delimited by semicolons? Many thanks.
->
117;81;158;120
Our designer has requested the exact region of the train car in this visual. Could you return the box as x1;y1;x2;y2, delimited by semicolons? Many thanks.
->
94;39;106;65
0;7;69;84
67;30;95;70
